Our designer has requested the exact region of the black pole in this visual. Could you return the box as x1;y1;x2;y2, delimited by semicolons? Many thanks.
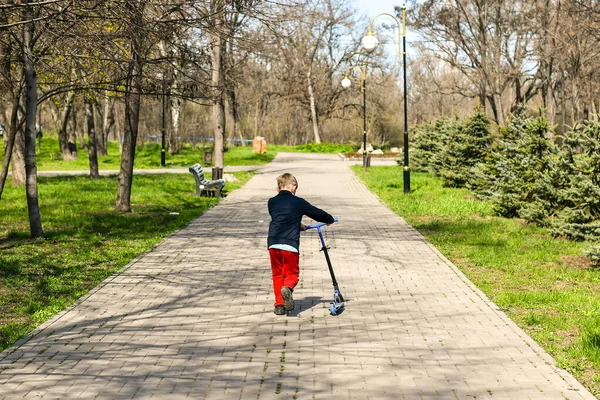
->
402;34;410;193
363;75;367;169
322;246;344;302
161;89;166;168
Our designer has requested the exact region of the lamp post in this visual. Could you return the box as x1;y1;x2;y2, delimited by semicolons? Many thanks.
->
362;3;410;193
341;65;368;169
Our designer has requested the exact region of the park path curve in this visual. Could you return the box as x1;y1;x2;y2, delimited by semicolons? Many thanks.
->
0;152;594;399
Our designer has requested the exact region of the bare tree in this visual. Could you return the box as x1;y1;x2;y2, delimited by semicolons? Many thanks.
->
265;0;362;143
411;0;538;124
22;2;43;237
56;90;77;160
115;1;146;212
85;95;100;179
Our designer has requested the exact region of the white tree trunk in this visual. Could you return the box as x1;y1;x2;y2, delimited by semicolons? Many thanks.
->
170;98;180;154
307;68;321;144
11;126;26;187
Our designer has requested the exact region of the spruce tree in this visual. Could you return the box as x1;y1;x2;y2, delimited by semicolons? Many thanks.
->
468;114;558;219
411;117;453;174
552;119;600;241
437;107;492;187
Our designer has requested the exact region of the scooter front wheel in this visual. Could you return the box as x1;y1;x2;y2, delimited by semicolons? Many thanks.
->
329;303;338;315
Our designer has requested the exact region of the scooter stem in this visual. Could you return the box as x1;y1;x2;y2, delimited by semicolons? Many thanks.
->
315;225;344;302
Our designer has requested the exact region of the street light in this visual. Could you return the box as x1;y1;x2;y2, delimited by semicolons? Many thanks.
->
340;65;368;169
363;3;410;193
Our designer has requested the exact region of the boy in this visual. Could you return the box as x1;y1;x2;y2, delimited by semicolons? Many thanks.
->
267;173;335;315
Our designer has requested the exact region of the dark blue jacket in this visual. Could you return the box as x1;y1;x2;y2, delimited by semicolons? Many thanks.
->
268;190;334;250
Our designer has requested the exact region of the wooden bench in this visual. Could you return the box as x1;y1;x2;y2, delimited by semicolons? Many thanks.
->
188;164;226;198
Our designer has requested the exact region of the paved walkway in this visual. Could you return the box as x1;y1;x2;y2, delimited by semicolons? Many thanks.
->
0;153;595;399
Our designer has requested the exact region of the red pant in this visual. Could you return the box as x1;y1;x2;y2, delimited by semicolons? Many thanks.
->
269;248;300;306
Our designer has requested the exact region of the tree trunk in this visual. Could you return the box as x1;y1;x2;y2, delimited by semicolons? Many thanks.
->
116;72;142;211
213;93;226;168
169;97;180;154
0;99;20;200
103;94;115;145
307;68;321;144
58;91;77;160
94;100;107;156
72;103;87;150
232;95;242;142
226;87;241;144
254;95;263;138
116;104;123;154
71;103;87;150
86;99;100;179
493;93;505;126
11;118;26;187
116;3;144;212
209;23;225;169
68;103;77;150
23;9;43;238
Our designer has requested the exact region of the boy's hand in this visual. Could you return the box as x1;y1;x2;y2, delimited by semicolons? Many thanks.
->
300;223;307;231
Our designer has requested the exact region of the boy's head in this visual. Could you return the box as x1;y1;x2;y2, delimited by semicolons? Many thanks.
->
276;173;298;194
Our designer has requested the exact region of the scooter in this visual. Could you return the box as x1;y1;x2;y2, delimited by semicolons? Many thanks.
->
305;218;344;315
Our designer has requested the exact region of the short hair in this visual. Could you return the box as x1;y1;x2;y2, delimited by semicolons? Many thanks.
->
277;173;298;189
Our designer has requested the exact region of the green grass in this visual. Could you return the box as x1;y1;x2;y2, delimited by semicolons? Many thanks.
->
2;136;274;171
354;166;600;395
0;171;253;351
268;142;353;153
1;136;349;172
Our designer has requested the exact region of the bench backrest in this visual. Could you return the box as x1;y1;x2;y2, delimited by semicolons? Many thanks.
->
189;164;209;184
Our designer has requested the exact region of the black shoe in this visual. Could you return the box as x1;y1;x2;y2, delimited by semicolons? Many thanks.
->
281;286;294;311
274;305;286;315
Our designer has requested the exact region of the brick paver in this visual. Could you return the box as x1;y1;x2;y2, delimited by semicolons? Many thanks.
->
0;152;595;399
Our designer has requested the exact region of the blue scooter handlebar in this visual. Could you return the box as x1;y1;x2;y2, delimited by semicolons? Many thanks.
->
305;217;338;230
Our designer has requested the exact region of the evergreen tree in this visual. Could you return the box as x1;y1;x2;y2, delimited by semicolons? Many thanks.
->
468;114;558;219
411;117;453;174
552;119;600;241
437;107;492;187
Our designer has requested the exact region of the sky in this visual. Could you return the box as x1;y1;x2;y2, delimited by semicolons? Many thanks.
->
354;0;405;21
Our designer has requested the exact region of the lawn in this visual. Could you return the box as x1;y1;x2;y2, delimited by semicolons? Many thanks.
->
2;136;275;171
1;136;352;172
354;166;600;395
0;172;253;351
